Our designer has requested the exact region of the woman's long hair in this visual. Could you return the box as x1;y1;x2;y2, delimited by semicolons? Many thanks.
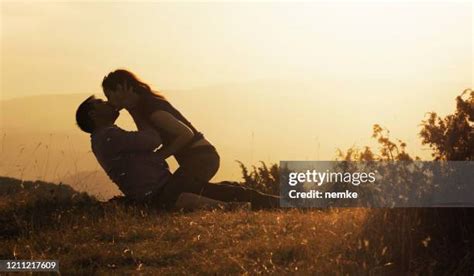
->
102;69;165;99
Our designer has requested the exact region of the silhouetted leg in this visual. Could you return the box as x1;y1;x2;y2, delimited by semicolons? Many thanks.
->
157;146;280;209
158;176;280;209
158;147;220;207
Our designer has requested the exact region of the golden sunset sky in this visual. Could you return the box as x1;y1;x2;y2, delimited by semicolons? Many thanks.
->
2;1;472;97
1;1;472;182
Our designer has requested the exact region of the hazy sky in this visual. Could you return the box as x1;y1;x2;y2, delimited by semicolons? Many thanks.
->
1;1;473;181
2;1;471;99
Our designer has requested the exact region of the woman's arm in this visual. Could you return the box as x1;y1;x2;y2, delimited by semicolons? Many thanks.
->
109;128;163;153
128;110;153;131
149;110;194;160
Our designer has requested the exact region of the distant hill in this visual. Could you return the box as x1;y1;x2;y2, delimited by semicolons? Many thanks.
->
0;176;78;198
0;176;99;238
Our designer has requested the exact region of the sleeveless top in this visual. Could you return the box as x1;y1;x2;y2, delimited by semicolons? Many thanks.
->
128;93;205;158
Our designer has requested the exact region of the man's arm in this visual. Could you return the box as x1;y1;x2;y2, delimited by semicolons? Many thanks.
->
105;127;163;153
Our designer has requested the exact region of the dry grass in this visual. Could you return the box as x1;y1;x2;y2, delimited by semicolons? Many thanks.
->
2;209;368;274
1;177;473;275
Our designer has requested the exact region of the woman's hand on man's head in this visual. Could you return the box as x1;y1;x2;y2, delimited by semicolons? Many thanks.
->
105;81;137;109
116;81;134;97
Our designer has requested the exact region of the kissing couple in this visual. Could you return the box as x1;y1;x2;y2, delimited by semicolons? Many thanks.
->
76;69;279;210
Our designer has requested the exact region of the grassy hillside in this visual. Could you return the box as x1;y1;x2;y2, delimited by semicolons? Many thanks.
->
1;176;473;274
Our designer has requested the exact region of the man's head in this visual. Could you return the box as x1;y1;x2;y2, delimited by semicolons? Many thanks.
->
76;95;120;133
